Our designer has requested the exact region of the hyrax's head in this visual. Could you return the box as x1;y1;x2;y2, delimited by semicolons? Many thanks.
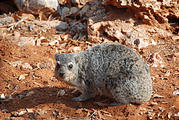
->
54;53;79;86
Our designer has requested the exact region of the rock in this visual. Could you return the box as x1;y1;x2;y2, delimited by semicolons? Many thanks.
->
0;17;14;25
9;61;22;67
15;0;59;11
9;95;13;100
153;94;164;98
2;109;8;113
18;94;26;99
0;93;6;100
174;112;179;117
18;110;27;116
28;24;34;31
21;63;33;70
26;91;35;97
79;5;89;17
18;37;35;47
56;21;69;31
26;108;34;113
57;90;66;97
18;74;27;80
70;7;79;15
49;40;59;46
173;90;179;95
61;7;70;18
102;0;177;25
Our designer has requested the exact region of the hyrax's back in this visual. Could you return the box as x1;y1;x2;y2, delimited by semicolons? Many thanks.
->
80;43;152;104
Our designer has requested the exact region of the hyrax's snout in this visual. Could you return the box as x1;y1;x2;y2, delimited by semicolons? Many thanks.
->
59;72;65;77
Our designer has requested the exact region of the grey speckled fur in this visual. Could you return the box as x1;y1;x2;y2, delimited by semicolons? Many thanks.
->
54;43;152;104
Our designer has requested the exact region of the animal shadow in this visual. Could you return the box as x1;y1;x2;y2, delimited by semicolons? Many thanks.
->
0;87;112;112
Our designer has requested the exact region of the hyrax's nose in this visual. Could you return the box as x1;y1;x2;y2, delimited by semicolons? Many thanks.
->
59;72;65;77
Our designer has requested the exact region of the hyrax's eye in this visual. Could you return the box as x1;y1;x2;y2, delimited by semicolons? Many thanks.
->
68;64;73;69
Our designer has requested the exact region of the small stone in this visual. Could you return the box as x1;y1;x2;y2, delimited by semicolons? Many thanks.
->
21;63;33;70
173;90;179;95
18;74;26;80
174;112;179;117
150;102;158;106
0;16;14;24
26;91;35;97
167;112;172;119
9;95;13;100
2;109;8;113
61;7;70;18
57;90;66;97
18;110;27;116
28;24;34;31
56;21;69;31
9;61;22;67
70;7;79;15
0;93;6;99
18;94;26;99
79;5;89;17
26;108;34;113
49;40;59;46
153;94;164;98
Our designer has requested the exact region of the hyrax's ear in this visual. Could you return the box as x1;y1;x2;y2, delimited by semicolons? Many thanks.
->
54;54;60;61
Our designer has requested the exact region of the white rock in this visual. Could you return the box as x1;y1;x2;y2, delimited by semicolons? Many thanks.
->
18;74;26;80
174;112;179;117
21;63;33;70
26;108;34;113
9;61;22;67
153;94;164;98
173;90;179;95
0;93;6;99
18;110;27;116
49;40;59;46
2;109;8;113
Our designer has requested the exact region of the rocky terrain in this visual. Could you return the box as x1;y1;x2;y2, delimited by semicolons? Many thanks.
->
0;0;179;119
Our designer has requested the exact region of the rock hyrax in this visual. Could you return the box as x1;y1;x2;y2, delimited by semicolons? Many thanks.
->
54;43;152;104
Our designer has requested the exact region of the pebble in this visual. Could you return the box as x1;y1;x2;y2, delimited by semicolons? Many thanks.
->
56;21;69;31
61;7;70;18
18;110;27;116
26;108;34;113
2;109;8;113
174;112;179;117
0;17;14;24
153;94;164;98
18;94;26;99
26;91;35;97
9;61;22;67
57;90;66;97
21;63;33;70
9;95;13;100
173;90;179;95
0;93;6;99
70;7;79;15
18;74;26;80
